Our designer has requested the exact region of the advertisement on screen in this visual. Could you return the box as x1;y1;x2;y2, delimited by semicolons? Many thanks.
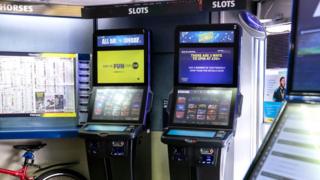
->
179;47;234;85
97;34;144;47
179;31;234;44
97;50;144;84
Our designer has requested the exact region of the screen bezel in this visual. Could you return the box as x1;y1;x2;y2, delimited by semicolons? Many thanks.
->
92;28;149;86
168;86;237;129
0;51;78;118
174;24;240;87
287;0;320;96
87;86;147;124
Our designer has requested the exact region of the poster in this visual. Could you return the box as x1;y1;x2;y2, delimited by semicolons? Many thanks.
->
97;50;144;84
0;53;76;117
264;68;287;123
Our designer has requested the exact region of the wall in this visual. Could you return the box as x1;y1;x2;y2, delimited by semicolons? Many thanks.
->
0;14;93;179
0;14;93;53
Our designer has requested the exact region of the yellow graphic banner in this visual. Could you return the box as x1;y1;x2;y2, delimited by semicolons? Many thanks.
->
98;50;144;84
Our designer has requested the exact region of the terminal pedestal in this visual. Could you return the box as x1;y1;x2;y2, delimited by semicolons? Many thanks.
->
167;139;233;180
83;129;151;180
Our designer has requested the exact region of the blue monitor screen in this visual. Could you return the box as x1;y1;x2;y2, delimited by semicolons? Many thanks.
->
97;34;144;47
179;47;234;85
179;31;234;44
292;0;320;92
167;129;216;138
84;125;127;132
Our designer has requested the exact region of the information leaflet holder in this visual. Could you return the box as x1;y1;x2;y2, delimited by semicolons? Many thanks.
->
245;0;320;179
79;28;152;180
161;24;242;180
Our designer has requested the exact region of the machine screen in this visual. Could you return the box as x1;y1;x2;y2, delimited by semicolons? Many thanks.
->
179;31;234;43
167;129;216;138
97;50;144;84
173;88;233;126
179;47;234;85
0;53;76;117
248;103;320;179
292;0;320;91
92;87;144;121
84;125;127;132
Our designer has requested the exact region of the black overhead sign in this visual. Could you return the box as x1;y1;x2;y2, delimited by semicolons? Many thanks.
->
203;0;247;11
82;1;199;18
81;0;248;19
0;1;82;17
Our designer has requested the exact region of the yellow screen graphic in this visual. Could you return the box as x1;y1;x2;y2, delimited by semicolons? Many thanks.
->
98;50;145;84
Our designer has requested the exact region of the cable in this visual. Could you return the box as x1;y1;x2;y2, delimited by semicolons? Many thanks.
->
264;0;276;19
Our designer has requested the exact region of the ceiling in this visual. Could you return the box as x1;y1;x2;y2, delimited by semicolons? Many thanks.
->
8;0;173;6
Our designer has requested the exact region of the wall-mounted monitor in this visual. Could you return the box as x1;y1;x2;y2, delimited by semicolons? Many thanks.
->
175;24;240;87
288;0;320;94
0;52;76;118
171;88;236;127
179;47;234;85
90;87;145;122
93;29;149;86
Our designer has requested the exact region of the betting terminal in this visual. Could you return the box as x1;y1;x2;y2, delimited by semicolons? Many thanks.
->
79;29;152;180
245;0;320;179
161;24;242;180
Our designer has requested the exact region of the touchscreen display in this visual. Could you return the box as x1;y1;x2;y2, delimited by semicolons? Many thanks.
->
173;89;233;126
167;129;216;138
179;47;234;85
92;88;144;121
84;125;127;132
249;103;320;179
292;0;320;91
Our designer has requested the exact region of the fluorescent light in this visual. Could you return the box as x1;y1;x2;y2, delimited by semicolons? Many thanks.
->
266;23;291;34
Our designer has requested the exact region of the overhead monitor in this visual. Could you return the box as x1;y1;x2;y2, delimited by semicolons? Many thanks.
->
179;31;235;44
97;50;145;84
90;87;144;122
245;103;320;179
176;25;240;87
0;53;76;118
93;29;148;85
97;34;144;47
288;0;320;94
179;47;234;85
172;88;235;127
